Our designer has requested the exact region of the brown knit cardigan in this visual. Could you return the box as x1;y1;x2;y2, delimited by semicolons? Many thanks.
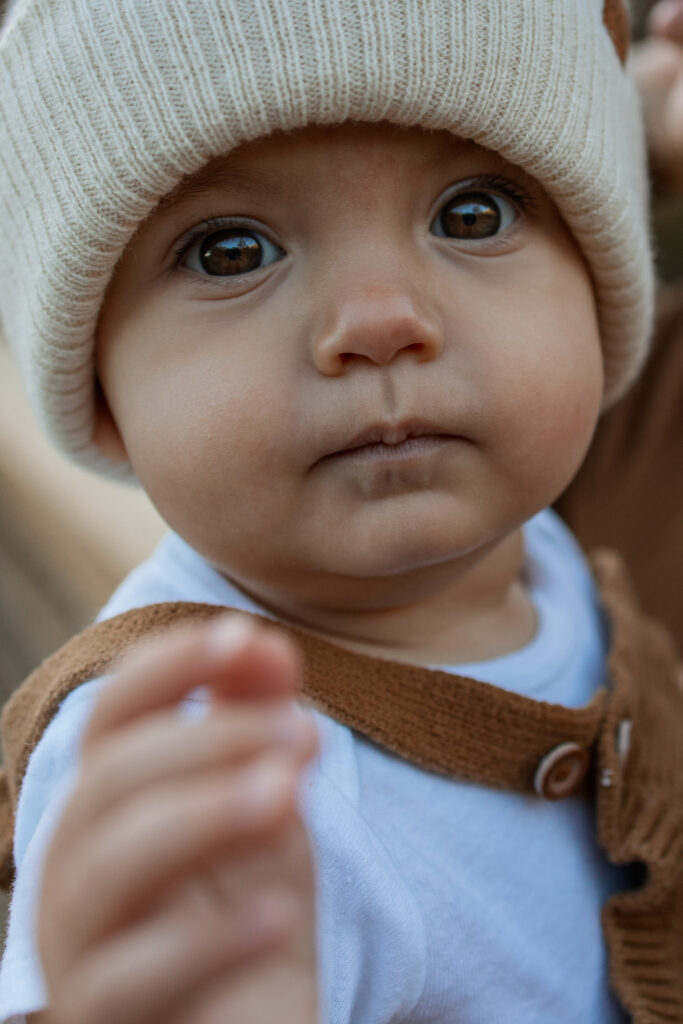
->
0;549;681;1023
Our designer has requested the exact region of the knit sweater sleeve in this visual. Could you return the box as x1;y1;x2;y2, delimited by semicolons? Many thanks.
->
0;679;106;1022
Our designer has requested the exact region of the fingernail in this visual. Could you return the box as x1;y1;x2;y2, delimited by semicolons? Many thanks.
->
206;615;256;656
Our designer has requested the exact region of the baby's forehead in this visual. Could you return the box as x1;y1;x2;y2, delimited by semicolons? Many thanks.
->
155;123;531;216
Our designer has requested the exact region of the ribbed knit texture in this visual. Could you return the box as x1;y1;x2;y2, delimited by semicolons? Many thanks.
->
0;0;654;477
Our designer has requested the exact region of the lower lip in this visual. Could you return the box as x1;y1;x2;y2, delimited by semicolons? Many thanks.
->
335;435;457;462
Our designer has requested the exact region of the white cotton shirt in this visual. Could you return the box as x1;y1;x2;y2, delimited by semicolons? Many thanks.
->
0;509;630;1023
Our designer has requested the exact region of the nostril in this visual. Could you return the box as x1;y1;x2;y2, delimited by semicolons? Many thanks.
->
314;310;443;375
335;341;430;368
399;342;432;361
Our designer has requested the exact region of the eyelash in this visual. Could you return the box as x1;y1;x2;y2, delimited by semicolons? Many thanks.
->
171;214;261;270
460;175;538;215
169;174;539;276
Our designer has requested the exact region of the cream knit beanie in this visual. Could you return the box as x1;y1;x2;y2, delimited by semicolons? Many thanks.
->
0;0;653;478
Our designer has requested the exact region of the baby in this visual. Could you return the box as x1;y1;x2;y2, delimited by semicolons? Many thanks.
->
0;1;682;1023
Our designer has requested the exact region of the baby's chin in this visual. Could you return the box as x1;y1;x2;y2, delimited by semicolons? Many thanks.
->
302;497;517;584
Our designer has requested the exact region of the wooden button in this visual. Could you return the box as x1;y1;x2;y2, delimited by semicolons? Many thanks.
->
534;742;590;800
616;719;632;766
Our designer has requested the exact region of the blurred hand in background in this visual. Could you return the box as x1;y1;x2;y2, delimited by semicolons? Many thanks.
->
633;0;683;192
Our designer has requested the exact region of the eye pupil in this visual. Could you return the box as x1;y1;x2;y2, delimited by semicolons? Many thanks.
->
440;192;501;240
200;230;262;276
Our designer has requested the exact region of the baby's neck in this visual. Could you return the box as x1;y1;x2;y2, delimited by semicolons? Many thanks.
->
317;580;538;667
241;528;539;668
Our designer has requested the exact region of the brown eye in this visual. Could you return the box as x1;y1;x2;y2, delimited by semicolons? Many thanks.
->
439;192;503;240
199;230;263;276
179;223;285;278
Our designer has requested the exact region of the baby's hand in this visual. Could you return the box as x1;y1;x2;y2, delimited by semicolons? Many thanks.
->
632;0;683;192
35;616;319;1024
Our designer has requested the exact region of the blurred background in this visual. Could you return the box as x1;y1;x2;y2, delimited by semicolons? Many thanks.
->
0;342;165;695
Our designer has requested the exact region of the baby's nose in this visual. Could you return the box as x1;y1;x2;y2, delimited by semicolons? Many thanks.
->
312;288;443;376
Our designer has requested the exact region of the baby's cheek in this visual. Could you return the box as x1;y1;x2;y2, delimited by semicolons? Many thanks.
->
487;326;603;496
539;358;602;492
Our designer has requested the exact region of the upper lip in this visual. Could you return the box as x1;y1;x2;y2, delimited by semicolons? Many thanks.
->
328;418;457;457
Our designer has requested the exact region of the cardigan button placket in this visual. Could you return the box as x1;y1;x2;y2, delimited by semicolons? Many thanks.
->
533;742;590;800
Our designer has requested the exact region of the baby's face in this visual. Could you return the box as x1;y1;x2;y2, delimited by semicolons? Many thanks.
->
96;124;602;613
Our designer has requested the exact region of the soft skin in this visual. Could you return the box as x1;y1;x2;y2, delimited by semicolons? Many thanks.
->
94;123;603;666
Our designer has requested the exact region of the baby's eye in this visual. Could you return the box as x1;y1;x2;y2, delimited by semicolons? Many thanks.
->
431;190;517;242
180;225;285;277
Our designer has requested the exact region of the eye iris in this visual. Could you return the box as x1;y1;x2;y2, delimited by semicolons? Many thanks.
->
200;230;262;275
440;193;501;240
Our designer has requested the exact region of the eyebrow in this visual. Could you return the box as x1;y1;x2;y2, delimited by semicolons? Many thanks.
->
156;162;284;217
154;132;528;219
157;137;465;216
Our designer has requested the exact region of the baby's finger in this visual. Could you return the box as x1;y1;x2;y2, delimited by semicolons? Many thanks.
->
45;753;301;969
82;615;301;749
50;889;294;1024
167;928;316;1024
649;0;683;39
61;703;317;840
